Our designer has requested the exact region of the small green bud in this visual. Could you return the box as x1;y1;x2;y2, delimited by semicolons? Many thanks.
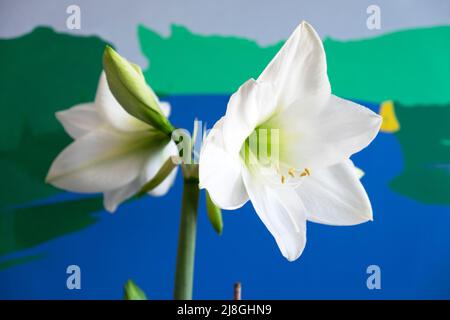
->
123;279;147;300
206;190;223;235
103;46;174;135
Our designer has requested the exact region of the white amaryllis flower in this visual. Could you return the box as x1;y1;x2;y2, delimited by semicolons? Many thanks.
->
199;21;382;261
46;72;178;212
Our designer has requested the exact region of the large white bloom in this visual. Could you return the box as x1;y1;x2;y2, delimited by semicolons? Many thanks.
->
46;72;178;212
199;22;382;261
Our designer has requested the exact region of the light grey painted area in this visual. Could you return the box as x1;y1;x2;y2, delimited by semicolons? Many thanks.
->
1;0;449;66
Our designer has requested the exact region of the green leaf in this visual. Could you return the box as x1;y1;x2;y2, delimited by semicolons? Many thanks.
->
136;156;179;197
103;46;174;135
206;190;223;235
123;279;147;300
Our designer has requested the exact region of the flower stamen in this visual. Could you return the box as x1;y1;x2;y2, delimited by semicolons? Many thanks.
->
288;168;296;178
300;168;311;177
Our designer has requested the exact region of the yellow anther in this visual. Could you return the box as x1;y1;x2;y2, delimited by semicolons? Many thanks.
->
288;168;296;178
281;175;286;184
300;168;311;177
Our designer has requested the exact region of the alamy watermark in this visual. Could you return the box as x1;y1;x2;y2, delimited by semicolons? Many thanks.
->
66;5;81;30
66;264;81;290
366;265;381;290
172;120;280;167
366;5;381;30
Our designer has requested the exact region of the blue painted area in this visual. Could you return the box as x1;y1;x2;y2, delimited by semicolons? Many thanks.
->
0;96;449;299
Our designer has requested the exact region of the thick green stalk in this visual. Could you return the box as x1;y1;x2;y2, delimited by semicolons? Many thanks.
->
174;177;199;300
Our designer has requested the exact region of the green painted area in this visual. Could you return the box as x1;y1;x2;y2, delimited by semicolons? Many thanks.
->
441;139;450;147
325;26;450;105
138;24;282;95
390;102;450;205
0;197;102;256
138;24;450;106
0;253;45;271
0;27;109;268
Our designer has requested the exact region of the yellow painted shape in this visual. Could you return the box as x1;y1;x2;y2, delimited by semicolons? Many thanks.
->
379;100;400;133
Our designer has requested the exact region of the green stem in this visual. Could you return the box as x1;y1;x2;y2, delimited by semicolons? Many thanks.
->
174;177;199;300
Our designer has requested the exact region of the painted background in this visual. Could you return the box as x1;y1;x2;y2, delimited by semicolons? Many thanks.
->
0;0;449;299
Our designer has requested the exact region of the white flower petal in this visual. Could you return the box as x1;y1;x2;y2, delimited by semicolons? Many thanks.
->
56;103;102;138
297;160;373;225
103;140;178;212
46;127;162;193
242;167;307;261
222;79;277;155
354;166;365;179
95;72;151;132
258;21;331;109
267;94;382;169
199;118;249;210
104;179;142;213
